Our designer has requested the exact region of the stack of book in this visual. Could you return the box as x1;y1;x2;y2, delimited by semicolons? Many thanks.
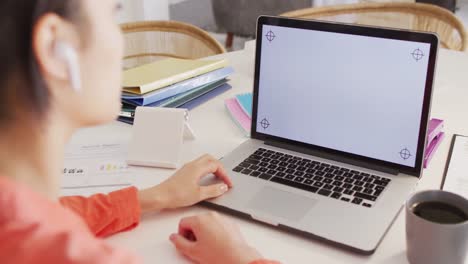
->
225;93;253;137
119;58;234;124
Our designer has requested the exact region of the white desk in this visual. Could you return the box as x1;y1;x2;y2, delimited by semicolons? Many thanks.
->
69;44;468;263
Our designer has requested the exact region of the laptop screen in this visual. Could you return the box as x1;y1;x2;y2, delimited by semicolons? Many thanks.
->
255;23;434;169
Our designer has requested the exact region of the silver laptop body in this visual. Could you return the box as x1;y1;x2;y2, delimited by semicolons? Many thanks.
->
202;16;438;254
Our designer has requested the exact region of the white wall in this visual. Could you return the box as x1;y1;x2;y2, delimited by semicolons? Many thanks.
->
120;0;363;24
143;0;169;21
118;0;142;23
118;0;169;23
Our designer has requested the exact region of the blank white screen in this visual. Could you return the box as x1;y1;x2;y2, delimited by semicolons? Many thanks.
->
256;25;431;167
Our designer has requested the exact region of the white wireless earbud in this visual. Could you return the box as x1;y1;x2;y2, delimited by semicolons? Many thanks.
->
55;42;81;92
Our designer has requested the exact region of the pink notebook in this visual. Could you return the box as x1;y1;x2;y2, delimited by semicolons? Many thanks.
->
225;98;251;136
423;118;445;168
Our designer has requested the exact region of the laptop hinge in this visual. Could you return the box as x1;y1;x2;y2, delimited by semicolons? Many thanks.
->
265;140;399;175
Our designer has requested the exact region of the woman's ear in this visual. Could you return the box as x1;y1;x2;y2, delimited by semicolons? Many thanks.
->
32;13;81;93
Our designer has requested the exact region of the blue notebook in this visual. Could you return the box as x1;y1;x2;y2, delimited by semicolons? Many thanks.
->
235;93;253;118
149;79;227;108
160;79;228;108
180;83;232;110
118;83;231;125
122;67;234;106
122;79;226;107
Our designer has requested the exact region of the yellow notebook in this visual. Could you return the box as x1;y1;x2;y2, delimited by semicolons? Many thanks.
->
123;58;228;95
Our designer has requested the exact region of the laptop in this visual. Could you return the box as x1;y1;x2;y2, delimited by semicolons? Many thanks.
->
202;16;438;254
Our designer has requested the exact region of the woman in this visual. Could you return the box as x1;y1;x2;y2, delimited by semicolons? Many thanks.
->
0;0;279;263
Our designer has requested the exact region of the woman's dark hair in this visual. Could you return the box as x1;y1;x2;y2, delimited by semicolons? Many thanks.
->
0;0;80;123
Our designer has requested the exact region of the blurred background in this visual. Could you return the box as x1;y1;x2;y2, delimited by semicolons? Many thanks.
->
118;0;468;51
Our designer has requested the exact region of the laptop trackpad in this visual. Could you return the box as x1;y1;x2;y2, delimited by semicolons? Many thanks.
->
248;186;317;222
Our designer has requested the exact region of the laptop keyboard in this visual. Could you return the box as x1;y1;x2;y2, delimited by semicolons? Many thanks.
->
232;148;391;208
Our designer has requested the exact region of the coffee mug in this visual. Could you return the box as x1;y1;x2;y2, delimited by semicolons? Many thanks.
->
406;190;468;264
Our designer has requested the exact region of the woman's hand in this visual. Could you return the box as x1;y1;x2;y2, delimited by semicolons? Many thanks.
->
170;212;262;264
138;155;233;213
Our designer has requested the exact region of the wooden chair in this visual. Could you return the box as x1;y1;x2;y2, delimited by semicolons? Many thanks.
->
120;20;226;69
281;2;467;51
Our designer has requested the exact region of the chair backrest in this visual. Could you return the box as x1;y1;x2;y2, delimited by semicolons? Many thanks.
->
281;2;467;51
212;0;311;36
121;20;226;69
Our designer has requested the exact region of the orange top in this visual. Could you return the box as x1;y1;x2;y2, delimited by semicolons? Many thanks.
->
59;187;141;238
0;177;280;264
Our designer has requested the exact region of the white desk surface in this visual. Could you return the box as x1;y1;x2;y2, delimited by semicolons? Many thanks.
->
69;43;468;263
